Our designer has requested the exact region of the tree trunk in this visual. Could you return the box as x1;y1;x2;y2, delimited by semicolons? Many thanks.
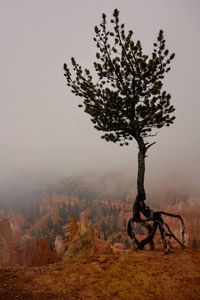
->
137;137;146;201
132;137;148;220
137;146;146;201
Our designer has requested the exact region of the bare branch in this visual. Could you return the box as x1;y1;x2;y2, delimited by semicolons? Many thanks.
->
146;142;156;150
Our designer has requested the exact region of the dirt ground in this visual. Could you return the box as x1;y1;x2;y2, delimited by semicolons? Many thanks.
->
0;249;200;300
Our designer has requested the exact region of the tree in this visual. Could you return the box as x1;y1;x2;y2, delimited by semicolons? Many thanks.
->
63;9;185;252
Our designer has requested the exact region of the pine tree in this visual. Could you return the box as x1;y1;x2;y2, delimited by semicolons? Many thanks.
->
63;9;185;251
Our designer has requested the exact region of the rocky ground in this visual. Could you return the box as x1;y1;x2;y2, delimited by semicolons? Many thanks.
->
0;249;200;300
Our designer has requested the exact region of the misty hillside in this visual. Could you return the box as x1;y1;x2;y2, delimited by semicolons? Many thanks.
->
0;171;199;256
0;171;191;212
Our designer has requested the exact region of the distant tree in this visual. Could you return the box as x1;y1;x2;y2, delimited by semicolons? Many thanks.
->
101;221;110;240
124;238;130;248
192;238;198;249
63;9;185;252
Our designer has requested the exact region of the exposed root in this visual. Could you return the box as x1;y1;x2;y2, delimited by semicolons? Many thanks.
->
157;211;186;246
127;210;186;252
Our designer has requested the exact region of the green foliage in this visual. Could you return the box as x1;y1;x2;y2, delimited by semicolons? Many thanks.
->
64;9;175;147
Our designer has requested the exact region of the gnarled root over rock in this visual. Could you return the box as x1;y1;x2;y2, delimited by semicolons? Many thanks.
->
127;203;186;253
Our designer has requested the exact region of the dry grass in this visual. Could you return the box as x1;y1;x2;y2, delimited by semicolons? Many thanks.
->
0;249;200;299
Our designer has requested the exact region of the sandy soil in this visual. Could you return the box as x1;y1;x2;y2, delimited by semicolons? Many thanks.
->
0;249;200;300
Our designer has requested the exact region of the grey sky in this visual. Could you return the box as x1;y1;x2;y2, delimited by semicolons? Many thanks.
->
0;0;199;193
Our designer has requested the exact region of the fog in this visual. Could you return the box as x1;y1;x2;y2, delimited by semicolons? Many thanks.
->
0;0;200;198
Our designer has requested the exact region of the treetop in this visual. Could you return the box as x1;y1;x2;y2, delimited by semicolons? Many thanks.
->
64;9;175;148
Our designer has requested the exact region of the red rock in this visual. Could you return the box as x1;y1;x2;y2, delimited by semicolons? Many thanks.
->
66;213;113;257
111;243;126;254
55;235;65;255
94;237;113;254
0;219;16;267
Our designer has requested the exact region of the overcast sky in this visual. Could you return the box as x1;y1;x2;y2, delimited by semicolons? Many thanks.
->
0;0;199;194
